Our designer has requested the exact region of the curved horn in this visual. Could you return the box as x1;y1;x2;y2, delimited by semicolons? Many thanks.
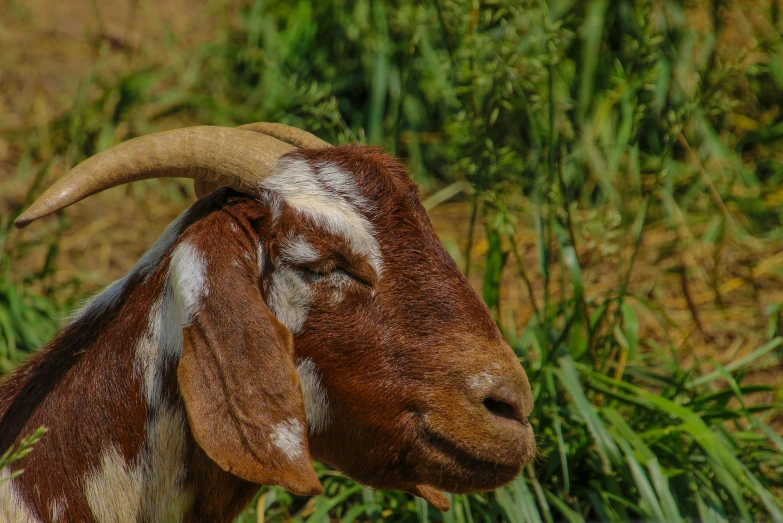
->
238;122;331;149
14;126;295;229
194;122;332;198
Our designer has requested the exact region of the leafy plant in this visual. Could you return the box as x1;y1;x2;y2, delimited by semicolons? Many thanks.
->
0;185;74;372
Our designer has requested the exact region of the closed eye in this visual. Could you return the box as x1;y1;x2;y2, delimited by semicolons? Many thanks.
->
335;267;372;288
301;262;337;277
298;263;371;288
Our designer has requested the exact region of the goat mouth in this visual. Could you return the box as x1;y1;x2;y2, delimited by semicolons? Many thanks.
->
425;428;522;469
416;426;531;491
415;407;535;463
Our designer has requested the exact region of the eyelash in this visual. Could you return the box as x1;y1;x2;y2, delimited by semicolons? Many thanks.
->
299;264;371;288
301;261;337;276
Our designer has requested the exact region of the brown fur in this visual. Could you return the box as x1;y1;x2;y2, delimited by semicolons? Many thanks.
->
0;145;534;521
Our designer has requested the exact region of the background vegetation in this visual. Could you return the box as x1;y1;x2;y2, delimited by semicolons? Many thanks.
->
1;0;783;521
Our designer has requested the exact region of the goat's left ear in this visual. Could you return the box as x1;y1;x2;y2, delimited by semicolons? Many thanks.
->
172;231;322;496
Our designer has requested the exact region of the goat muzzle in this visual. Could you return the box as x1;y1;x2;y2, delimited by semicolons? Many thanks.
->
411;347;535;493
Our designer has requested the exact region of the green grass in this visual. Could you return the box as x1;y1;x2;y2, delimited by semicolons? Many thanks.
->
2;0;783;521
0;427;46;485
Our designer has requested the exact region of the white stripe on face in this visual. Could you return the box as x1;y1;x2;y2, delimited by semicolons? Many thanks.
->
262;157;383;275
278;236;321;265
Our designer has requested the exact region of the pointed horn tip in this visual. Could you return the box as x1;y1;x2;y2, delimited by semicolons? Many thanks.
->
14;213;35;229
15;204;50;228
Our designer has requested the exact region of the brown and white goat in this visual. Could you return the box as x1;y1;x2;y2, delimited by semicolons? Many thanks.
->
0;124;535;522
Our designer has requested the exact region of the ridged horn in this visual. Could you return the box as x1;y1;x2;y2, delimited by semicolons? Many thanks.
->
193;122;331;198
238;122;331;149
14;126;296;229
194;122;332;199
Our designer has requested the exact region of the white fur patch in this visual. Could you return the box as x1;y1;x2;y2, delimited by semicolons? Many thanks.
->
0;468;41;523
170;242;209;327
134;283;183;408
469;371;496;391
315;161;371;208
82;405;189;522
135;298;164;408
140;405;190;520
136;210;192;278
71;211;191;411
257;243;265;273
267;267;313;333
326;271;353;305
329;288;345;306
71;209;191;323
84;448;143;523
270;419;305;460
296;359;331;434
278;236;320;264
50;500;63;522
263;158;383;275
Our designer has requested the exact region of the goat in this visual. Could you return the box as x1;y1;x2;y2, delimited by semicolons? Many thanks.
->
0;123;535;522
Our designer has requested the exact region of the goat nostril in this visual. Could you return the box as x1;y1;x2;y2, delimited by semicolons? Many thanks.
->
482;397;520;422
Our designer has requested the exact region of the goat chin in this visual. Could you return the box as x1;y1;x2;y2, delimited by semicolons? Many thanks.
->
2;136;535;521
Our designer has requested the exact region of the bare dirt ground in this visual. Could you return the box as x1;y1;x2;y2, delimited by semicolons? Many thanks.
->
1;0;782;399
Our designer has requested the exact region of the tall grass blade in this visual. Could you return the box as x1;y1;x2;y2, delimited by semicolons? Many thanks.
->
557;356;620;470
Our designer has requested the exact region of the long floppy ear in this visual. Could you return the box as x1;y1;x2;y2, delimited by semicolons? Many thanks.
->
170;220;322;496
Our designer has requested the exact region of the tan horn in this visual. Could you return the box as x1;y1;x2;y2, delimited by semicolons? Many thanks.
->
195;122;333;198
14;126;296;229
238;122;331;149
